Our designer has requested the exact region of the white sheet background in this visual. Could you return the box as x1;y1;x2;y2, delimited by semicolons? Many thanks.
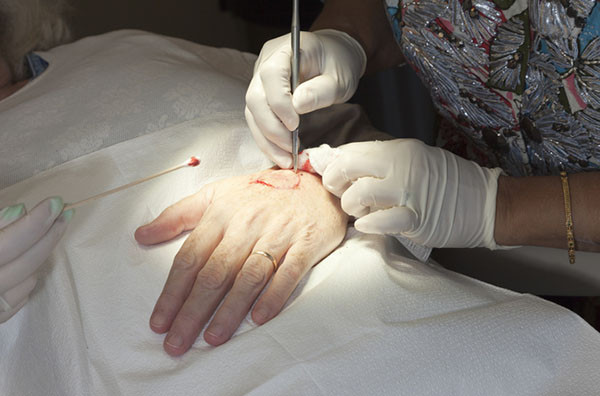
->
1;114;600;396
1;29;599;396
0;30;256;189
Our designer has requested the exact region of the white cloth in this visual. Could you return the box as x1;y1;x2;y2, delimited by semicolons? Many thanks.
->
0;29;256;189
0;31;599;396
1;118;599;396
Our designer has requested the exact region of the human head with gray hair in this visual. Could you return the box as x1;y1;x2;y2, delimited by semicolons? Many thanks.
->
0;0;71;81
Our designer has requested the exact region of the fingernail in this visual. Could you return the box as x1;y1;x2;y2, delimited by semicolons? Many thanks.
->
150;313;167;328
61;209;75;223
206;324;224;339
166;333;183;348
49;197;64;217
1;203;25;221
253;307;269;324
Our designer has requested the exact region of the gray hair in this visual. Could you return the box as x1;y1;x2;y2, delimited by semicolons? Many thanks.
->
0;0;71;80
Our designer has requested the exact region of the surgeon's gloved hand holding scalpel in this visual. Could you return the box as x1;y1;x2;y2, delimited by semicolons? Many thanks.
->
245;29;366;169
0;198;73;323
304;140;510;251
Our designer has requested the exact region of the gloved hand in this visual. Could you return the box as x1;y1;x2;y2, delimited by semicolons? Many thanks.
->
245;29;367;168
321;139;505;249
0;197;73;323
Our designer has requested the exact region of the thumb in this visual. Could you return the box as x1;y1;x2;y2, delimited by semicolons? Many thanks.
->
354;206;418;235
292;75;340;114
134;185;214;245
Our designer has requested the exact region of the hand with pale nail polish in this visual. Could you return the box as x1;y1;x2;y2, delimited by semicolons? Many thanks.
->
135;169;347;355
0;197;74;324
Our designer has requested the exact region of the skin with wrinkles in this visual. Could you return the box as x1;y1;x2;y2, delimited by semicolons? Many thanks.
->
135;169;348;355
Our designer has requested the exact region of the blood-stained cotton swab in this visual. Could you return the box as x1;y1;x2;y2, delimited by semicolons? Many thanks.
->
63;156;201;211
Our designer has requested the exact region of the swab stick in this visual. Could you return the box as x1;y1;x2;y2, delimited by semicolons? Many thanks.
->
63;156;200;211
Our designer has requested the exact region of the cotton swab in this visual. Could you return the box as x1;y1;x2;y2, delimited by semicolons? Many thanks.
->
63;156;201;211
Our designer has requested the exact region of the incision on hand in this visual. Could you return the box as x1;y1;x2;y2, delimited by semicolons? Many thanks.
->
250;169;303;189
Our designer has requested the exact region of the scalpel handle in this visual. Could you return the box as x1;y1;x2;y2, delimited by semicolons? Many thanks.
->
291;0;300;172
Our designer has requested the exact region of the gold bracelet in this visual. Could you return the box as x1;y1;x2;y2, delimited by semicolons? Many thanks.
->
560;171;576;264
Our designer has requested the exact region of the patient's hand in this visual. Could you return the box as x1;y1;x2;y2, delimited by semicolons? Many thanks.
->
135;169;347;355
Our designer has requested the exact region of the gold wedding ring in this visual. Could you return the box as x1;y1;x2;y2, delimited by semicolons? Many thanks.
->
252;251;278;272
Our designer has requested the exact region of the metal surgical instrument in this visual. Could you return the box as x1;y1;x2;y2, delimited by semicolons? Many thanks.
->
291;0;300;172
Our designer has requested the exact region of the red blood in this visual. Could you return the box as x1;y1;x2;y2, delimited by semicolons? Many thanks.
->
188;156;200;167
300;157;315;173
250;170;301;189
251;180;275;188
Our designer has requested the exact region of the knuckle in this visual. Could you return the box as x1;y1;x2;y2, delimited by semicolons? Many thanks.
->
157;290;181;310
260;61;280;78
196;266;227;290
278;261;303;286
238;261;267;288
299;222;319;244
175;310;201;328
245;89;260;106
173;251;196;271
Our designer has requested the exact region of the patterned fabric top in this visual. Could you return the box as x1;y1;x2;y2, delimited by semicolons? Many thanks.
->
25;53;49;78
385;0;600;176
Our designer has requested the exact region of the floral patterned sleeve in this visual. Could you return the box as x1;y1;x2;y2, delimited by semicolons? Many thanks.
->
382;0;600;177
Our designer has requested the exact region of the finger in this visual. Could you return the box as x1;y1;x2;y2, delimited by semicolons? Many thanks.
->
354;206;419;235
0;203;26;229
135;186;214;245
0;209;72;294
340;177;379;218
292;74;340;114
341;177;409;218
149;215;225;336
251;242;312;325
204;233;289;346
322;141;395;196
245;107;293;169
0;197;64;265
0;275;37;313
245;76;295;152
321;156;353;198
259;49;300;131
0;298;28;324
162;228;257;356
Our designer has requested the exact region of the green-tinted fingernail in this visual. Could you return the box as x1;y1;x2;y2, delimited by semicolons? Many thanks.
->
1;203;25;221
61;209;75;223
49;197;64;216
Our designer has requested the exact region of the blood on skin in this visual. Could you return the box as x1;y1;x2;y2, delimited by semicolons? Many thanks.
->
250;170;302;189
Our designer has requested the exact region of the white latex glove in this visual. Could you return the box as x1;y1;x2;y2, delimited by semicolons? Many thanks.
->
0;197;73;323
321;139;505;249
245;29;367;168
